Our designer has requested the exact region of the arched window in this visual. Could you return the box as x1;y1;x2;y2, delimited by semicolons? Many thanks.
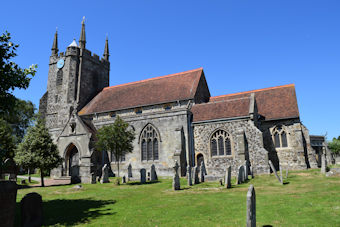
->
140;124;160;161
272;126;288;148
210;130;232;156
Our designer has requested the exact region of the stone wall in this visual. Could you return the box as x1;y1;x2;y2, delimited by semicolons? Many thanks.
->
193;118;270;178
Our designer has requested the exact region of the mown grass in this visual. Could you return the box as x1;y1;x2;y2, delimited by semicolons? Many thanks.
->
15;169;340;226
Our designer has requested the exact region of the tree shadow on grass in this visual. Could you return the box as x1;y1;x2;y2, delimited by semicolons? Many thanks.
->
126;180;160;186
15;198;116;226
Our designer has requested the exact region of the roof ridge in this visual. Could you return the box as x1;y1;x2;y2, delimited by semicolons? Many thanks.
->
103;67;203;91
210;84;295;100
195;96;250;106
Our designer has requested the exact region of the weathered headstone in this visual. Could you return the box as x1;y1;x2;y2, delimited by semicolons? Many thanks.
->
225;166;232;188
173;161;180;190
246;185;256;227
91;172;96;184
268;160;282;184
200;163;205;183
21;192;43;227
187;165;192;186
100;164;110;184
151;164;158;181
321;152;326;174
140;168;146;184
279;165;283;183
238;165;245;184
122;176;126;184
201;160;207;175
285;167;289;179
128;163;133;178
194;166;199;184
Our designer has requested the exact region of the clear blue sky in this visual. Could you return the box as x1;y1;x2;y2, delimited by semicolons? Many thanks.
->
1;1;339;140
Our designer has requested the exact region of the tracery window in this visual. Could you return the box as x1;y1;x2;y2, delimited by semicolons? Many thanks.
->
272;126;288;148
140;124;160;161
210;130;232;156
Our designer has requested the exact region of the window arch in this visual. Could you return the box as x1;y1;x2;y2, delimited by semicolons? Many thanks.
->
272;126;288;148
140;124;160;161
210;130;232;156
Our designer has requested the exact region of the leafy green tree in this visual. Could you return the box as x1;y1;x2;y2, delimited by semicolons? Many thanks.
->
0;31;37;114
328;137;340;155
15;117;62;186
0;118;15;175
96;116;135;177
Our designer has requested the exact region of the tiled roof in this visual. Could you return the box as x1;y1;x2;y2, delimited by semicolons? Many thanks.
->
191;97;250;122
79;68;204;115
204;84;299;121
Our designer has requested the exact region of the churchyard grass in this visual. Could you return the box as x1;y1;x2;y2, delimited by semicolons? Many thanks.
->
15;169;340;226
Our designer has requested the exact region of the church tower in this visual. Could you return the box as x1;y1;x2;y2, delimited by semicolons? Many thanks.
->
39;18;110;137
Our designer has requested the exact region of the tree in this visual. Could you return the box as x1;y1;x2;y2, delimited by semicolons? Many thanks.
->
328;137;340;155
15;116;62;187
0;118;15;175
96;116;135;177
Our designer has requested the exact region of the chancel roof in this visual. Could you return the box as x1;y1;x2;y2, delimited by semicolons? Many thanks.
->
78;68;204;115
192;84;299;122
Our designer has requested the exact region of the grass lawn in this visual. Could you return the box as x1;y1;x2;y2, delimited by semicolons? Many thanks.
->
15;169;340;226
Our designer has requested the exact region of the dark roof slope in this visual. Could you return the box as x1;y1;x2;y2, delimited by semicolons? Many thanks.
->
79;68;204;115
192;84;299;122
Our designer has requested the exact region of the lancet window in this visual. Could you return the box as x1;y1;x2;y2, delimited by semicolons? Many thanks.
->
140;124;160;161
272;126;288;148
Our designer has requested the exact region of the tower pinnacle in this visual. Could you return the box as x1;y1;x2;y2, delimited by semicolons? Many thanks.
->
51;27;58;56
103;35;109;61
79;16;86;49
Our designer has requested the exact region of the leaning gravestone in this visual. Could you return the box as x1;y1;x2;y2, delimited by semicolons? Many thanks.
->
173;161;180;190
225;166;231;188
140;168;146;184
128;163;133;179
187;165;192;186
268;160;283;185
150;164;158;181
194;166;199;184
246;184;256;227
21;192;43;227
321;153;326;174
91;172;96;184
100;164;110;184
200;163;205;183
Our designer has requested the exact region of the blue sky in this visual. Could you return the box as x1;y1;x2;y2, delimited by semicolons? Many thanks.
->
1;1;339;140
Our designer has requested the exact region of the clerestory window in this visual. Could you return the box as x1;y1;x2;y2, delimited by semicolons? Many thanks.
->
140;124;160;161
272;126;288;148
210;130;232;156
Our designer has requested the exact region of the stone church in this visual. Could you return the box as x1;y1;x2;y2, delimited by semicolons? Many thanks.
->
39;20;318;183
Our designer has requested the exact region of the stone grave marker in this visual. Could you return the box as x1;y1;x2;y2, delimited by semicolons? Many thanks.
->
321;152;326;174
194;166;199;184
268;160;283;184
100;164;110;184
21;192;43;227
128;163;133;179
187;165;192;186
237;165;245;184
200;163;205;183
279;165;283;183
140;168;146;184
151;164;158;181
122;176;126;184
173;161;180;190
246;184;256;227
285;167;289;179
225;166;231;188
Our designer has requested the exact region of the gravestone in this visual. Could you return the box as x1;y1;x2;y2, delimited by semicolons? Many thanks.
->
244;161;249;180
91;172;96;184
122;176;126;184
286;167;289;179
187;166;192;186
219;179;223;186
100;164;109;184
172;161;180;190
128;163;133;179
201;161;207;175
237;165;245;184
21;192;43;227
268;160;283;184
279;165;283;183
225;166;232;188
321;153;326;174
151;164;158;181
246;185;256;227
194;166;199;184
200;163;205;183
140;168;146;184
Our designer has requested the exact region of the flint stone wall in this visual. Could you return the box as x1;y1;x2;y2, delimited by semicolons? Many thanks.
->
193;119;270;178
